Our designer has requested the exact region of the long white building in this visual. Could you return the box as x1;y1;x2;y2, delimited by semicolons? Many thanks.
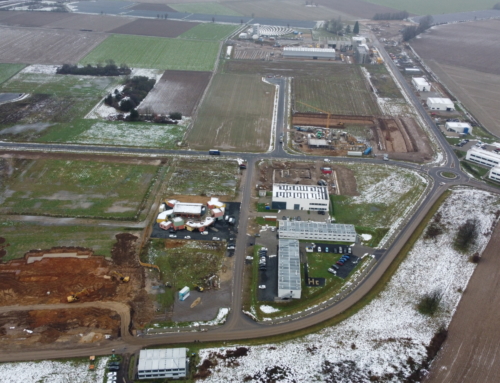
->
445;121;472;134
283;47;336;60
489;166;500;182
278;239;301;299
466;147;500;168
271;183;329;211
137;348;188;380
278;220;357;242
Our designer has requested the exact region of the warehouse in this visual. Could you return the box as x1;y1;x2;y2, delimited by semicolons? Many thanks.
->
488;166;500;182
137;348;188;380
355;44;369;64
445;121;472;134
283;47;336;60
466;147;500;167
278;220;357;242
173;202;203;218
412;77;431;92
271;183;329;211
278;239;301;299
427;97;455;111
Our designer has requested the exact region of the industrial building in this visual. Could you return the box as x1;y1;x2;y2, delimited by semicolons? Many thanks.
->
466;147;500;167
355;44;369;64
278;220;357;242
271;183;329;211
137;348;188;380
488;166;500;182
278;239;301;299
445;121;472;134
283;47;336;60
307;137;329;148
412;77;431;92
427;97;455;111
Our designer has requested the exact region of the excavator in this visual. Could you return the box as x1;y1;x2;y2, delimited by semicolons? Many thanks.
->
111;271;130;283
67;288;89;303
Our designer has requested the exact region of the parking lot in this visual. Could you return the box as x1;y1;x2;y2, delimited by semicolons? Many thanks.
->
150;202;240;242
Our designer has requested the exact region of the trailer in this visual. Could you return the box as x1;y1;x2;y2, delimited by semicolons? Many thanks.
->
347;151;363;157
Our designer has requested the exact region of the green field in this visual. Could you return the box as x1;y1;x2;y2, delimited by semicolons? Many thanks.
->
0;63;25;84
365;0;498;15
0;158;160;219
187;73;275;151
80;35;219;71
294;65;380;116
363;64;402;99
169;2;242;16
165;157;240;197
179;23;239;40
0;220;130;261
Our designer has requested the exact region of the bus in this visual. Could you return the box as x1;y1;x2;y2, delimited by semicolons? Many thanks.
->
209;149;221;155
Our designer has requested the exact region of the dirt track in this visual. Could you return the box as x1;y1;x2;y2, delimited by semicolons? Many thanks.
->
425;221;500;383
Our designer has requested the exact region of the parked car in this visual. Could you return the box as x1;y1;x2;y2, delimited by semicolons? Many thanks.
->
108;366;120;371
261;247;268;251
318;210;326;215
107;372;117;377
168;235;177;238
328;268;336;275
258;285;266;289
332;264;339;270
212;237;220;241
169;229;176;234
201;231;208;235
317;247;321;252
325;247;329;252
336;261;344;266
184;236;191;239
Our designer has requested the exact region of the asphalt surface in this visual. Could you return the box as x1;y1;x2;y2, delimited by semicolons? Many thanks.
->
1;36;500;365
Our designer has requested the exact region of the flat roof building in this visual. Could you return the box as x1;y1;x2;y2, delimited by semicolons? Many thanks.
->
138;348;188;380
355;44;369;64
412;77;431;92
445;121;472;134
489;166;500;182
283;47;336;60
278;239;301;299
278;220;357;242
271;183;329;211
427;97;455;111
466;147;500;168
173;202;203;217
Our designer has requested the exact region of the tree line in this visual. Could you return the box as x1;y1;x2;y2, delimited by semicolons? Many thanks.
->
401;15;433;41
373;11;409;20
323;18;359;35
57;62;131;76
105;76;156;113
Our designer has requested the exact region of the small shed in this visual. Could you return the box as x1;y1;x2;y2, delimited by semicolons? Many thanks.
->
159;221;172;230
212;208;224;218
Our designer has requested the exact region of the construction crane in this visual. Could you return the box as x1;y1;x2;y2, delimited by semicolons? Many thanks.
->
296;101;332;130
110;271;130;283
67;288;89;303
139;261;160;272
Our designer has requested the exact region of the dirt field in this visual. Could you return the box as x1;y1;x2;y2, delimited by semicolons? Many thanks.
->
109;18;198;38
0;11;74;27
314;0;403;19
411;19;500;136
424;220;500;383
0;27;107;65
138;70;211;116
44;13;134;32
0;308;120;348
131;3;176;12
186;73;275;152
258;160;358;196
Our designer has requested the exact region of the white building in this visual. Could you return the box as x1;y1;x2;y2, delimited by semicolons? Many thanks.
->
137;348;188;380
427;97;455;111
489;166;500;182
271;183;329;211
173;202;203;217
466;147;500;168
412;77;431;92
445;121;472;134
283;47;336;60
278;239;301;299
278;220;357;242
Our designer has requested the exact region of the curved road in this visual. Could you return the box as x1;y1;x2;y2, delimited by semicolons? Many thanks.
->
0;59;498;363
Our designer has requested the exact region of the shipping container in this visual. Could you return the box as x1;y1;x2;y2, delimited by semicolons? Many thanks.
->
347;151;363;157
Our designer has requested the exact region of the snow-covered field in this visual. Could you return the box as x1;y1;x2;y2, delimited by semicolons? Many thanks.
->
20;64;59;75
0;356;109;383
69;121;186;148
198;189;500;382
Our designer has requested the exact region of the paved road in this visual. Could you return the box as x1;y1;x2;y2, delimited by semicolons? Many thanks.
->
0;47;499;364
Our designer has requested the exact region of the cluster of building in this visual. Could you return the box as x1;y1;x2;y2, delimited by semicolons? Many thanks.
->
465;146;500;182
156;198;226;232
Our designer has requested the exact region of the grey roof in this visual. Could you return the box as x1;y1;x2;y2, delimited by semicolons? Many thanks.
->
138;348;187;372
273;184;328;201
278;239;301;293
278;221;356;236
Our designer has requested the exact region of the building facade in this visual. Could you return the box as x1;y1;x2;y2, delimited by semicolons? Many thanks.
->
278;220;357;242
271;183;329;211
278;239;301;299
412;77;431;92
137;348;188;380
466;147;500;167
427;97;455;111
489;166;500;182
445;121;472;134
283;47;336;60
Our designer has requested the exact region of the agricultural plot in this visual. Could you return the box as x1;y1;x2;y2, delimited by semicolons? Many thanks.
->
138;70;211;116
362;0;498;15
80;35;219;71
187;73;275;151
165;158;240;197
0;28;107;65
0;158;160;219
363;64;402;99
170;2;242;16
0;64;25;85
0;220;127;262
178;23;239;40
44;13;135;32
0;10;75;27
109;18;198;38
294;65;380;116
314;0;401;19
331;164;428;229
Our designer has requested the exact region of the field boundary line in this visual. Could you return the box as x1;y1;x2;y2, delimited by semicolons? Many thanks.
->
262;77;279;153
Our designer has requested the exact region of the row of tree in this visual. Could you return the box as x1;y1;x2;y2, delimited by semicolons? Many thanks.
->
323;18;359;35
104;76;156;112
401;15;433;41
373;11;409;20
57;61;131;76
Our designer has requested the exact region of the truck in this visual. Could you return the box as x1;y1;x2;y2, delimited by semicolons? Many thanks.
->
209;149;221;155
363;147;372;155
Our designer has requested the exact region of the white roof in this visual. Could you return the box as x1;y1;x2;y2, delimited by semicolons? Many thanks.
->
273;183;328;201
468;146;500;161
427;97;454;106
445;122;471;128
173;202;203;215
412;77;430;85
186;216;215;228
138;348;187;372
308;138;328;146
278;239;301;292
283;47;335;53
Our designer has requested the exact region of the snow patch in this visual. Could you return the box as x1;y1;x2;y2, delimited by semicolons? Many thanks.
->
360;234;372;241
20;65;59;75
260;305;280;314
